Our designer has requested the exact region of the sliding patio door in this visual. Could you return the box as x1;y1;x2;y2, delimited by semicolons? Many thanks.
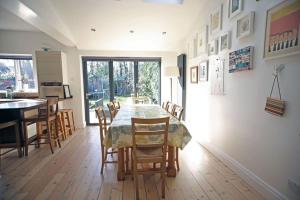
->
82;57;161;125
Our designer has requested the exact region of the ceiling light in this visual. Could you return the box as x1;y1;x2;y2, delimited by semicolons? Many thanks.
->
91;28;96;32
129;30;135;34
144;0;183;5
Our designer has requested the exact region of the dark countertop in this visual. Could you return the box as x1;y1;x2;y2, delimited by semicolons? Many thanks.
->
0;99;46;110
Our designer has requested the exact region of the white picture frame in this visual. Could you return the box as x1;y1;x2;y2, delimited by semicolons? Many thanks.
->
236;11;255;39
199;60;209;81
228;0;243;19
210;5;223;35
208;39;219;56
220;31;232;51
197;25;209;55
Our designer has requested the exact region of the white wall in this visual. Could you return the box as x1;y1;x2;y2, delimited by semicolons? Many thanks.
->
0;30;178;128
184;0;300;199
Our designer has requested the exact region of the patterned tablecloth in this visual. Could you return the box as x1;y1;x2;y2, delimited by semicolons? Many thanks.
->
105;105;192;149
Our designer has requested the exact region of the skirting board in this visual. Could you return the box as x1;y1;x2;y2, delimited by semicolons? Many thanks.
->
200;142;288;200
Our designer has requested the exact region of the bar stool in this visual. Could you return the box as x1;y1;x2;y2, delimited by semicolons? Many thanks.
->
59;109;75;136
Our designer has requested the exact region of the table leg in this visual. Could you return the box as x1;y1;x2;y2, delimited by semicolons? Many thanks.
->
167;145;176;177
117;147;125;181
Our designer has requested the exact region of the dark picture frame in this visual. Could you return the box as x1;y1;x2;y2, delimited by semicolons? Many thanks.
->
190;66;198;83
63;84;72;99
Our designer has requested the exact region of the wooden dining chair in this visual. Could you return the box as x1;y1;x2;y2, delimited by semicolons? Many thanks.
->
167;103;175;113
24;97;61;155
95;106;118;174
131;117;169;200
107;102;117;123
171;104;184;171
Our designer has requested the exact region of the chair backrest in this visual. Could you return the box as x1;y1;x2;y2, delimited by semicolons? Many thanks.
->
107;102;117;122
113;100;120;110
95;106;107;148
172;105;184;121
164;101;170;111
167;103;175;113
131;117;169;158
46;97;59;117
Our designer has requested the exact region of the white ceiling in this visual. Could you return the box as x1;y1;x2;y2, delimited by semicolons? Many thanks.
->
0;0;205;51
0;6;37;31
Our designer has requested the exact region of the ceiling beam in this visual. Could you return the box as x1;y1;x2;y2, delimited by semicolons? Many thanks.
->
0;0;76;47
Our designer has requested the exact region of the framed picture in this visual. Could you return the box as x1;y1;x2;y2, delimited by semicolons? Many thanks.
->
197;25;208;54
220;31;231;51
199;61;209;81
190;66;198;83
63;84;72;98
211;58;225;95
229;46;254;73
228;0;243;19
264;0;300;59
210;5;223;35
236;12;255;39
208;39;219;55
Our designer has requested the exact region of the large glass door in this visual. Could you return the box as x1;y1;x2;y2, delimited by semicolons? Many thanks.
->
83;60;110;124
113;61;135;105
83;57;161;125
137;61;160;104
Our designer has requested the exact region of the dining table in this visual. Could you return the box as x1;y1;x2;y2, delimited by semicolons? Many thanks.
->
105;104;192;181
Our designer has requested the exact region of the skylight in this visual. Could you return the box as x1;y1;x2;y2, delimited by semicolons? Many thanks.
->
143;0;183;5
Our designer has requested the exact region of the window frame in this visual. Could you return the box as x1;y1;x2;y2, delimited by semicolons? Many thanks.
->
0;54;37;92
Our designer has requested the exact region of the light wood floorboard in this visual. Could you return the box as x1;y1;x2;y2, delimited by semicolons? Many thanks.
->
0;126;265;200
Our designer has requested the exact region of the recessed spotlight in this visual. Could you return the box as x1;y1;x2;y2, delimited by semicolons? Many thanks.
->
129;30;135;34
91;28;96;32
162;31;167;35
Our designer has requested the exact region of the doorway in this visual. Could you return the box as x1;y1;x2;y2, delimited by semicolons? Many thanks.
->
82;57;161;125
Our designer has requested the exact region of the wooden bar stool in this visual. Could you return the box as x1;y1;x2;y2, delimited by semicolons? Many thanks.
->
59;109;75;136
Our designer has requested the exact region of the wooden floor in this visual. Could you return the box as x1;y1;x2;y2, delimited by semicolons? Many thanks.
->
0;127;265;200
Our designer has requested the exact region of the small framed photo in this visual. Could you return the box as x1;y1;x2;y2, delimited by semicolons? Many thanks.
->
228;0;243;19
208;39;219;56
199;61;209;81
236;12;255;39
190;66;198;84
220;31;231;51
210;5;223;35
197;25;209;55
63;84;73;98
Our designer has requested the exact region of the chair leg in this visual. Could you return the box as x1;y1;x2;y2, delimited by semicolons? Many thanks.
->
71;111;75;131
23;122;29;156
161;166;166;198
176;147;180;171
100;146;105;174
46;121;54;154
14;123;22;157
55;121;61;148
125;148;129;173
134;162;139;200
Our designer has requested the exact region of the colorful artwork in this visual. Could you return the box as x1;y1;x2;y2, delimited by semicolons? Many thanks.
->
190;66;198;83
229;46;254;73
199;61;209;81
237;12;255;39
220;31;231;51
210;5;222;35
229;0;243;18
264;0;300;59
197;25;208;54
